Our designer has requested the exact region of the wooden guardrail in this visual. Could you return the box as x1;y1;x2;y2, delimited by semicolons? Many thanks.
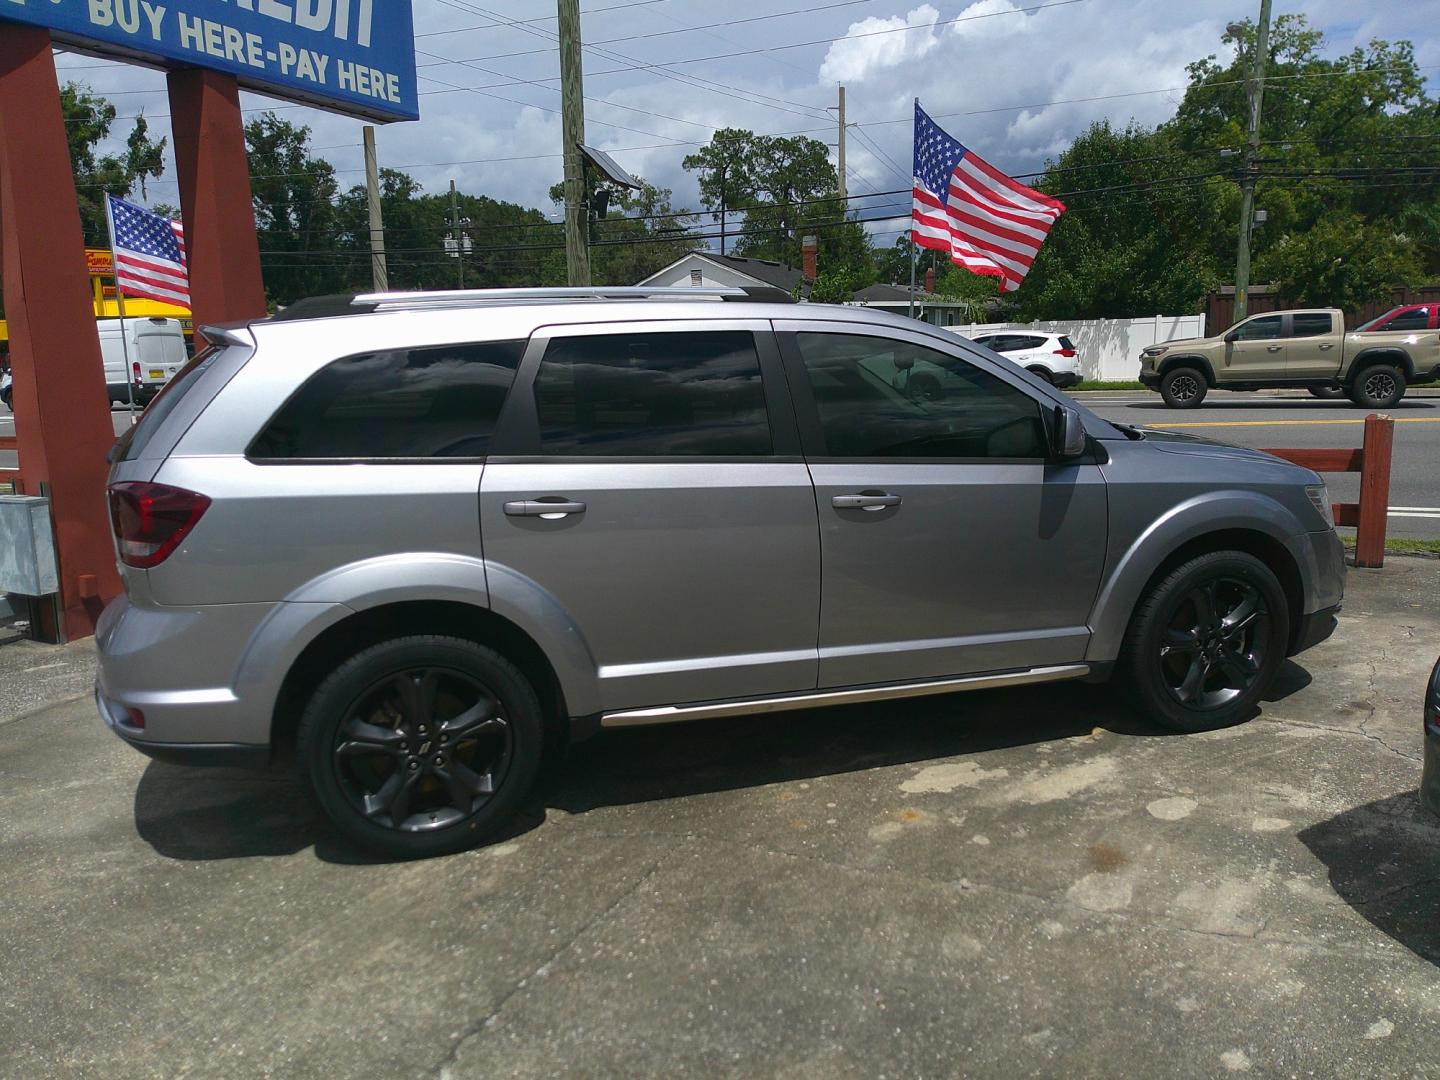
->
0;434;18;493
1263;413;1394;569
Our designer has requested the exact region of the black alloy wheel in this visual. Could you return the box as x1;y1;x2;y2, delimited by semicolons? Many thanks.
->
1160;367;1207;409
1121;551;1289;732
1350;365;1405;409
299;636;544;858
1158;577;1269;711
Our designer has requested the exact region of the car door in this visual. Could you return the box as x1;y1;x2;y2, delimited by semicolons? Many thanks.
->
480;320;821;712
1222;314;1285;379
1285;311;1341;378
776;321;1108;688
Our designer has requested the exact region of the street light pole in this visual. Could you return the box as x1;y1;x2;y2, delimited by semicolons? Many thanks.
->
1234;0;1272;323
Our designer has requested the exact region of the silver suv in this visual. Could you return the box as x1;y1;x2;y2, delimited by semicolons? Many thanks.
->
97;287;1345;857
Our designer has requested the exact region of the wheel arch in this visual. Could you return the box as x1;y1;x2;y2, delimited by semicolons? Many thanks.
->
1158;355;1217;386
1088;498;1310;663
1345;348;1414;383
269;600;573;760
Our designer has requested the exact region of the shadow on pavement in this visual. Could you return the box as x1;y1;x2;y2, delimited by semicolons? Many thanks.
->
135;667;1312;863
1299;790;1440;968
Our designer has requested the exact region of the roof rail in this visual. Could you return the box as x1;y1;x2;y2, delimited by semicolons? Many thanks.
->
353;286;748;307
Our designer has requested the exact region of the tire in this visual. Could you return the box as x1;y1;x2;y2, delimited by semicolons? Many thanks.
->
298;635;545;858
1159;367;1207;409
1348;364;1406;409
1119;551;1290;733
1307;386;1345;400
1026;366;1056;386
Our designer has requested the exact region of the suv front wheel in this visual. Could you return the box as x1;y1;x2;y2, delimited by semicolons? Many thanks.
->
298;635;544;858
1159;367;1207;409
1121;551;1289;733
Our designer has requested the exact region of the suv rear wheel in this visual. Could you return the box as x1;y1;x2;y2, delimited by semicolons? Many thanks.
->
1159;367;1207;409
1026;366;1055;385
298;635;544;858
1120;551;1289;733
1349;364;1405;409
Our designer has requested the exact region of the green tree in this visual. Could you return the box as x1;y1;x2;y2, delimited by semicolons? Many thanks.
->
63;83;168;247
546;177;699;285
245;114;345;304
682;129;873;274
1254;215;1422;311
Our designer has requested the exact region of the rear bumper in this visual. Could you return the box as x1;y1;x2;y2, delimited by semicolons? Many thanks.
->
98;691;269;769
1052;371;1082;389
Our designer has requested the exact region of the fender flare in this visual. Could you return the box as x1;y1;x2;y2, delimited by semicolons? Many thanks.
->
1345;348;1414;382
1157;355;1217;386
1086;491;1310;662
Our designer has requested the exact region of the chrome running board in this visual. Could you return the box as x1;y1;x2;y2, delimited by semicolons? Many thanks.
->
599;664;1090;729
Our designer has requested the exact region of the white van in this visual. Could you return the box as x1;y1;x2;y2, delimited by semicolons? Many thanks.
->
98;317;187;406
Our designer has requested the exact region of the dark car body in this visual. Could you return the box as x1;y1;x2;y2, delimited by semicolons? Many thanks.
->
1424;657;1440;816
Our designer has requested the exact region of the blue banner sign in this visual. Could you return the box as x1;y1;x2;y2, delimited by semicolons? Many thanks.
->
0;0;418;123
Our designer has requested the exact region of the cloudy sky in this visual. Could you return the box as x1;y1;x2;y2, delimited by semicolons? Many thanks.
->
57;0;1440;247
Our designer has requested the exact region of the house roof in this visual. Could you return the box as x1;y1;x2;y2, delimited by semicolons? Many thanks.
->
693;252;806;292
852;283;946;304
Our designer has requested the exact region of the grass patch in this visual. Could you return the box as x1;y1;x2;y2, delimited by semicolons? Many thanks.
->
1340;535;1440;557
1070;380;1148;391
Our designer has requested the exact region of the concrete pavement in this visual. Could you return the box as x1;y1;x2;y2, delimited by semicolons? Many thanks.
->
2;560;1438;1078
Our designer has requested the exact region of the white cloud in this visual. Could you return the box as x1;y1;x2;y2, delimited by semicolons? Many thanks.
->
819;6;942;84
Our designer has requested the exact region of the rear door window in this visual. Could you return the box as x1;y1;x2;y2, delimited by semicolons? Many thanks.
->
249;340;524;460
1290;313;1334;338
533;330;772;456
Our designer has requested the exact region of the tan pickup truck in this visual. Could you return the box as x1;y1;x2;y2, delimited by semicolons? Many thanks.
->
1138;307;1440;409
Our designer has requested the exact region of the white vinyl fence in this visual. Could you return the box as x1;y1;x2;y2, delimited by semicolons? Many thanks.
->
946;314;1207;382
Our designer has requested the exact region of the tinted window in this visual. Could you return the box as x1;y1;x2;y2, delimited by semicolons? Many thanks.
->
1379;308;1430;332
1291;313;1334;338
1058;336;1077;351
534;331;770;456
971;335;996;348
1232;315;1283;341
250;340;523;460
119;345;224;462
1013;335;1048;350
795;333;1048;460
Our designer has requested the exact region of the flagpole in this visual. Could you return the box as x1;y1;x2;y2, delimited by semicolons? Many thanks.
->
104;194;137;423
909;98;919;321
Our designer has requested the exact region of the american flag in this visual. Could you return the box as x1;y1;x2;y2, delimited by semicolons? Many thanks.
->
106;194;190;307
911;102;1064;293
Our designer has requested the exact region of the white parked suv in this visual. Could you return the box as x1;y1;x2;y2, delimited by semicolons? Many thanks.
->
969;331;1081;388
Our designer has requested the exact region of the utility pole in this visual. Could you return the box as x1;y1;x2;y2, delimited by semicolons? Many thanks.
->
716;162;728;256
557;0;592;285
836;84;847;202
362;125;388;292
449;179;465;289
1233;0;1272;323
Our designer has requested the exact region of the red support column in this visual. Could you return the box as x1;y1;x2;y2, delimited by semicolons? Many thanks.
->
166;69;268;340
0;27;122;641
1354;413;1394;570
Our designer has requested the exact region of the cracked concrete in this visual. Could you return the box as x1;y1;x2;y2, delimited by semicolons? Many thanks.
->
1;559;1438;1078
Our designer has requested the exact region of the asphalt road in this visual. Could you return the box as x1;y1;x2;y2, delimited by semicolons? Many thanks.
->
3;394;1436;540
1083;390;1440;541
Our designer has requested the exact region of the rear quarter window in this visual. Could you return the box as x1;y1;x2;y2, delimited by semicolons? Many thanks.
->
117;345;225;462
249;340;524;460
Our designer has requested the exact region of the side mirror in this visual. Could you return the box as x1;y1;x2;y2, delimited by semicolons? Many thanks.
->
1052;405;1087;459
1224;332;1239;344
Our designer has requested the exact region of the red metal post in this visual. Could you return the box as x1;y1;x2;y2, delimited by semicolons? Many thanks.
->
0;27;123;640
1354;413;1394;569
166;69;268;340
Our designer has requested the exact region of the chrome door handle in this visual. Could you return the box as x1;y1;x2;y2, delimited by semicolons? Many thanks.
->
1266;345;1283;352
1319;343;1334;350
504;499;587;518
832;493;902;511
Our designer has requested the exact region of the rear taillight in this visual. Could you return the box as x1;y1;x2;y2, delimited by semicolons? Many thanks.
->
132;360;142;384
1054;348;1077;357
107;482;210;569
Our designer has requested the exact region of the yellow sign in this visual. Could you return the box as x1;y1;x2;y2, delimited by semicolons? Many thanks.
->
85;248;114;276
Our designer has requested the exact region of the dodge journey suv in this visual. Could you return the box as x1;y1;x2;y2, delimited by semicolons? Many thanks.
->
98;287;1345;857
